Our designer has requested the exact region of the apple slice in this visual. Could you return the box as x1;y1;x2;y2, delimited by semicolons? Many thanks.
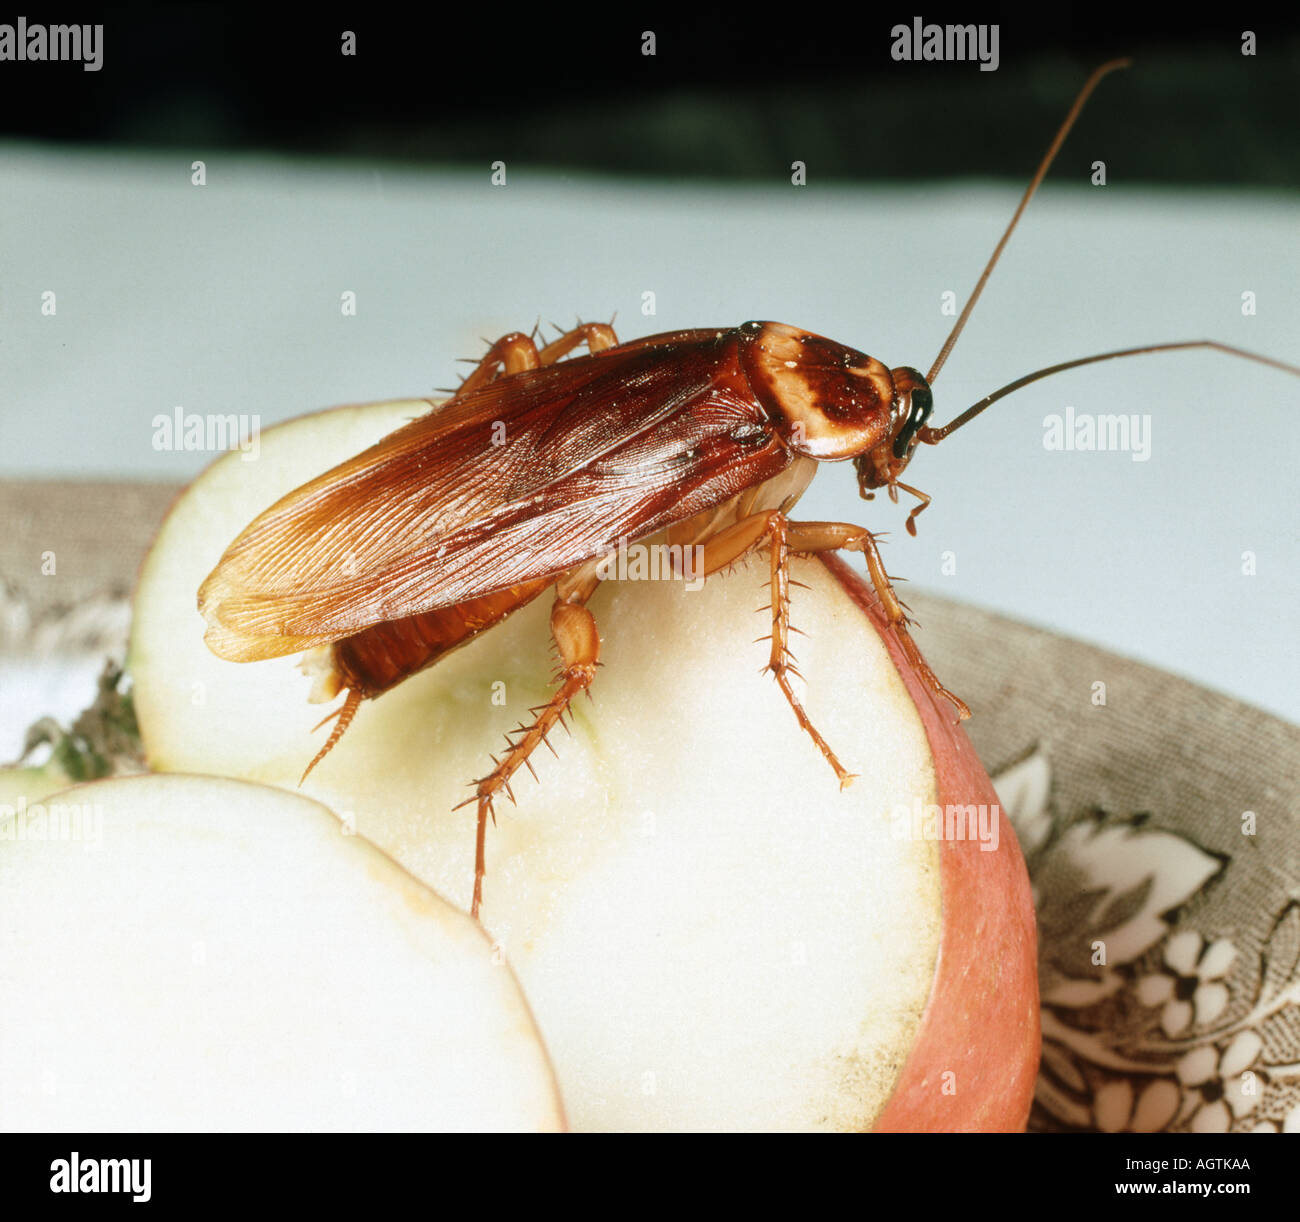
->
128;399;1038;1131
0;758;75;809
0;773;564;1131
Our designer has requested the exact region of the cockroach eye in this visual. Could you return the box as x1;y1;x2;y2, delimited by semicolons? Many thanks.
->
893;384;933;458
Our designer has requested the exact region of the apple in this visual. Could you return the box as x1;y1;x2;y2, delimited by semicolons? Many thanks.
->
0;757;76;810
127;399;1039;1131
0;773;564;1131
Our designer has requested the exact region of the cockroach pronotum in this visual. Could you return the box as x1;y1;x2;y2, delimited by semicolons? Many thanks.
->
198;60;1299;918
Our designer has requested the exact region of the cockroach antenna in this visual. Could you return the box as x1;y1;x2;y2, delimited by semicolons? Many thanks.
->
918;57;1300;445
926;58;1133;387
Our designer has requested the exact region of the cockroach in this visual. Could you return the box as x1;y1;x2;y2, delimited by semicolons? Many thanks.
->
198;60;1299;919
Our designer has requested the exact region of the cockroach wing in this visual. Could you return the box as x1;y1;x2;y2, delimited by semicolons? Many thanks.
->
199;333;791;662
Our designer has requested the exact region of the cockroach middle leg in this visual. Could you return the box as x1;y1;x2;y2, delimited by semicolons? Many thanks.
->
691;509;856;788
785;520;971;722
459;584;602;920
692;508;969;776
762;514;858;789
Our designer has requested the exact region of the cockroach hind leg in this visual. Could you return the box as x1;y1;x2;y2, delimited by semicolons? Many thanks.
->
299;689;362;785
461;597;602;918
471;793;493;921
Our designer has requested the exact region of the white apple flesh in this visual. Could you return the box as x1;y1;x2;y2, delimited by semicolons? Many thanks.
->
0;773;564;1131
127;399;1039;1131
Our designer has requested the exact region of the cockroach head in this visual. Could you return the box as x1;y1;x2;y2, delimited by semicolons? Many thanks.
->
737;321;896;461
855;365;932;494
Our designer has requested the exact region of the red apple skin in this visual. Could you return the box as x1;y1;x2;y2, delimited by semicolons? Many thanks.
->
821;553;1040;1132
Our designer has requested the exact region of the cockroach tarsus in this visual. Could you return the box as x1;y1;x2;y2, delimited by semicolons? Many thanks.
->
198;60;1300;920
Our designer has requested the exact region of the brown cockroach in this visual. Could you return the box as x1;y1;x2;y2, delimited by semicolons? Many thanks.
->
198;60;1298;918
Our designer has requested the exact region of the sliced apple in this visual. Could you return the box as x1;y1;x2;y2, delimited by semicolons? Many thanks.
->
0;773;564;1131
128;398;1038;1131
0;758;75;809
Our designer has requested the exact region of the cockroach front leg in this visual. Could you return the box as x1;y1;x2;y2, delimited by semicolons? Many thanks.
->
785;520;971;723
459;586;602;920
